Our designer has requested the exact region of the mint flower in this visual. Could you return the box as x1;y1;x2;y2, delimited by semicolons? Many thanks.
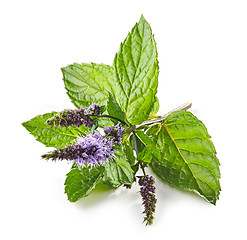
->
46;104;100;128
41;132;114;166
104;125;123;145
138;175;157;225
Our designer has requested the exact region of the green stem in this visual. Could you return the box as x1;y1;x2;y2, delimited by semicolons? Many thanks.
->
96;115;128;126
136;102;192;129
133;131;146;176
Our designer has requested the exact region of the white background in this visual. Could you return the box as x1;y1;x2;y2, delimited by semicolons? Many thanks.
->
1;0;247;239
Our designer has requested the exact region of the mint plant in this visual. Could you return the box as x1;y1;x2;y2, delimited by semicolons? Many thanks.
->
22;15;221;225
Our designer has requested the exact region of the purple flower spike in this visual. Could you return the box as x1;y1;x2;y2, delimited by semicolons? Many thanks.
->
138;175;157;225
41;132;114;166
46;104;101;128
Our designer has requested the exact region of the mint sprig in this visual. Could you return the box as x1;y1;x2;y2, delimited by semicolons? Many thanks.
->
22;15;221;225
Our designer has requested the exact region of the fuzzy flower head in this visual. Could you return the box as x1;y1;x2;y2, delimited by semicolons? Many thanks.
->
104;125;123;145
75;132;114;165
41;132;114;166
46;104;101;128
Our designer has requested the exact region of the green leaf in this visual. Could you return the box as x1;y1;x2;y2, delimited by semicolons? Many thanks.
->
122;141;136;166
107;93;127;124
149;110;221;204
150;96;160;116
135;130;155;146
61;16;158;125
62;63;116;108
134;130;161;160
146;124;162;136
22;112;89;147
113;15;159;125
104;151;134;187
65;166;105;202
130;134;145;153
137;145;153;164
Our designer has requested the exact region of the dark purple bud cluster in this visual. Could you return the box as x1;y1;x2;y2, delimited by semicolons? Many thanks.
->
138;175;157;225
104;125;123;145
46;104;100;128
41;132;114;166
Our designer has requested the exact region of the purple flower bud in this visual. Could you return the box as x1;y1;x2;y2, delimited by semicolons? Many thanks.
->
104;124;124;145
89;104;95;111
84;109;89;115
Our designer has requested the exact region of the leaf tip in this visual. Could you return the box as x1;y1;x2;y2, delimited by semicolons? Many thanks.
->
60;66;65;72
22;120;30;131
139;14;147;23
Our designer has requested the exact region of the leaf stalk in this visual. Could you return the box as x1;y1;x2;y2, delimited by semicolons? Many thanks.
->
132;131;146;176
136;102;192;129
96;114;128;126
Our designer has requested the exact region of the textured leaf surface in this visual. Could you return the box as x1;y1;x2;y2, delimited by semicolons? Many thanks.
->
62;16;158;125
65;166;104;202
122;141;136;166
149;111;221;204
107;93;127;124
22;112;88;147
135;130;156;146
62;63;115;108
150;96;159;116
137;146;153;164
135;130;160;160
113;15;159;125
104;151;134;186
